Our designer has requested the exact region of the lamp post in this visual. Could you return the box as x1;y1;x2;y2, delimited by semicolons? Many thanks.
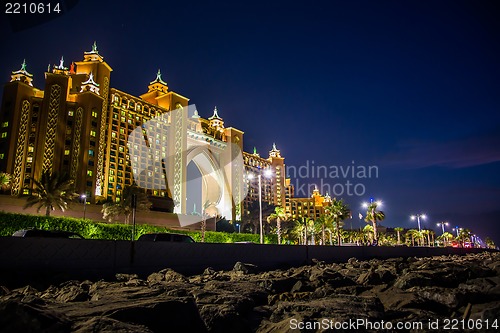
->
235;223;240;233
81;194;87;219
452;226;461;237
248;168;273;244
410;213;426;232
437;221;448;235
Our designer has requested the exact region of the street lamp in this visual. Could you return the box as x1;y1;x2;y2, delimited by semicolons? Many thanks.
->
437;221;449;234
81;194;87;219
235;223;240;233
410;213;426;232
452;226;461;237
248;168;273;244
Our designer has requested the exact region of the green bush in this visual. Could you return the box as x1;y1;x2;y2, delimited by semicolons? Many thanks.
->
0;212;277;243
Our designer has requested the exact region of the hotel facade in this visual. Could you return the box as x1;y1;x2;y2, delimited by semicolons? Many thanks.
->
0;43;332;227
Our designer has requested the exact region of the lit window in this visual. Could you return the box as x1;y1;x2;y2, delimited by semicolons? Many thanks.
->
88;149;94;156
92;111;98;118
1;122;8;127
23;189;30;195
0;153;4;159
90;130;96;137
68;110;74;117
109;176;115;182
28;146;34;152
1;132;7;138
64;150;70;155
87;170;93;177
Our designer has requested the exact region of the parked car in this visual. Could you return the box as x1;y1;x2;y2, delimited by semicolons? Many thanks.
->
137;233;195;243
12;229;84;239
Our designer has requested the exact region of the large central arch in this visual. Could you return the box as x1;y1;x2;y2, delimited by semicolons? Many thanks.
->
186;145;226;217
128;104;246;225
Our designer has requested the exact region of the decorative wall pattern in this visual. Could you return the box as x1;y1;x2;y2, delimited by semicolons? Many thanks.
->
70;107;83;179
11;100;30;195
173;106;183;211
95;76;109;196
42;84;61;173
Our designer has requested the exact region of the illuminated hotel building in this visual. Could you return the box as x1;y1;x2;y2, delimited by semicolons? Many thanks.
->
0;43;294;220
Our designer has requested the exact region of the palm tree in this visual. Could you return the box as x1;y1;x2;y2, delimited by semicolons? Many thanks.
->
24;171;78;216
267;206;289;244
200;200;212;243
394;227;404;245
325;199;350;246
405;229;419;246
363;224;374;245
244;201;275;234
485;237;496;249
363;201;385;244
0;172;11;192
102;185;151;224
421;230;432;247
456;228;472;247
437;231;454;247
315;215;329;245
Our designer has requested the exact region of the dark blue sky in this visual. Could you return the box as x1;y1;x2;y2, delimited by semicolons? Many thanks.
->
1;0;499;243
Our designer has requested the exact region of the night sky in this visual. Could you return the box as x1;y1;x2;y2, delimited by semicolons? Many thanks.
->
1;1;499;243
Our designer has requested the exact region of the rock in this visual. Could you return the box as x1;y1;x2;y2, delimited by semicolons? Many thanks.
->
233;262;258;275
469;300;500;321
0;251;498;332
115;273;139;282
72;316;154;333
0;286;9;296
147;268;188;284
54;284;88;303
203;267;216;275
0;300;72;332
269;295;385;323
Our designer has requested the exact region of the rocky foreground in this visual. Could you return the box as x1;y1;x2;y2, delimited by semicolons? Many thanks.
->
0;251;499;332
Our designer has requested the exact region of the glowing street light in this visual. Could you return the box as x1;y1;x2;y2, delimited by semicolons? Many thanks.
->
248;168;273;244
452;226;461;237
437;221;449;235
81;194;87;219
410;213;426;232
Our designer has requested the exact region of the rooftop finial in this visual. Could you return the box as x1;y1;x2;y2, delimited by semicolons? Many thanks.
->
21;59;27;71
273;142;277;150
59;56;64;69
156;69;162;81
253;147;257;155
92;41;98;52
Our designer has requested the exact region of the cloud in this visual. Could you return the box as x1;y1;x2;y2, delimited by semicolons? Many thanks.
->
383;127;500;169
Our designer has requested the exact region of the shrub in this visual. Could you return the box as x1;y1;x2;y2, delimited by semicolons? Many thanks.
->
0;212;277;243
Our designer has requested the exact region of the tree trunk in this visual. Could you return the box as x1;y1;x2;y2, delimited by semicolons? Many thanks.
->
45;206;51;216
372;220;378;244
277;218;281;245
397;232;401;245
201;218;206;242
304;223;308;245
320;224;324;245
